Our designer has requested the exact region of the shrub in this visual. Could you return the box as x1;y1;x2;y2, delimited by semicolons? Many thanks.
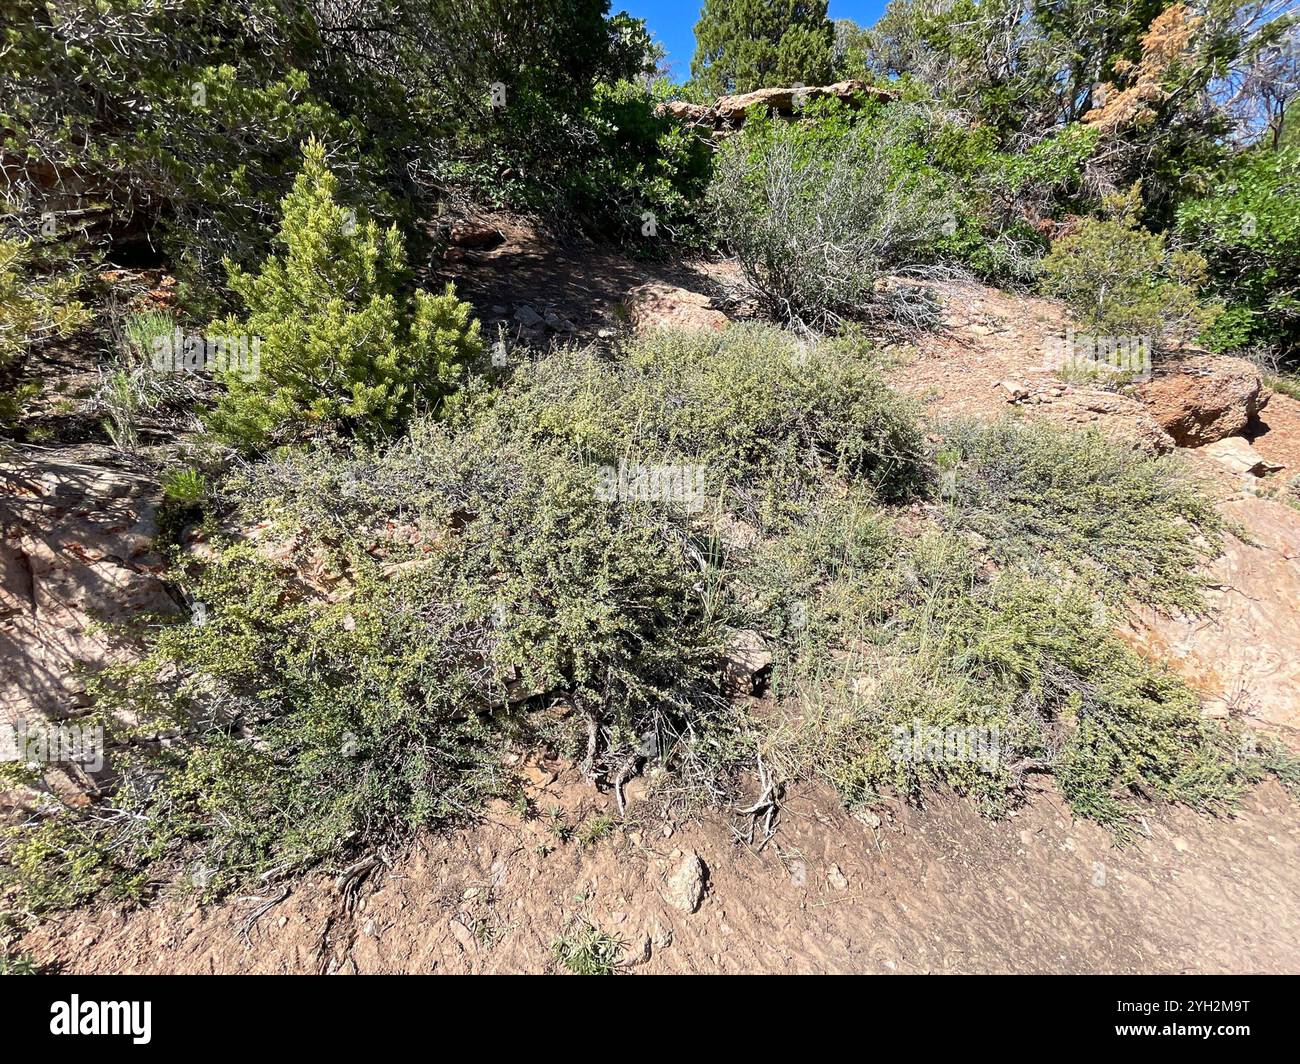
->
930;120;1100;285
4;328;1284;911
940;419;1224;610
0;237;89;426
751;512;1256;834
708;99;949;328
206;141;481;448
567;80;714;249
551;918;623;975
1176;145;1300;360
1040;186;1219;344
59;400;732;895
479;323;930;519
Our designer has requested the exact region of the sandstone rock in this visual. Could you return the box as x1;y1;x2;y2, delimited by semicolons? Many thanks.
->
1203;437;1285;477
1136;355;1268;447
662;850;706;913
620;934;653;968
656;81;897;135
624;281;728;333
1122;491;1300;730
654;100;715;126
1037;388;1175;455
720;629;772;695
714;80;895;123
1;448;178;794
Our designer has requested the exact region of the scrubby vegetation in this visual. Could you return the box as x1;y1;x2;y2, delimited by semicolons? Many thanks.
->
4;324;1292;912
708;100;948;327
3;0;1298;928
1040;187;1221;346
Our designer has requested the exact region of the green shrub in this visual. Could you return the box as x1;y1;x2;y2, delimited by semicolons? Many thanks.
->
567;80;714;249
1177;145;1300;360
0;237;89;426
206;140;481;449
551;918;623;974
708;99;949;328
1040;186;1219;344
930;120;1100;284
940;419;1224;610
752;514;1256;833
478;323;930;518
4;327;1283;911
162;466;208;504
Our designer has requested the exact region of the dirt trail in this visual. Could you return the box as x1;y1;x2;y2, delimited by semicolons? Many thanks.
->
21;769;1300;974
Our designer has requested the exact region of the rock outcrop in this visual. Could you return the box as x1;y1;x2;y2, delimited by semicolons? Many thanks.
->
1136;354;1269;446
1;447;177;793
624;281;729;333
655;80;896;138
1124;490;1300;731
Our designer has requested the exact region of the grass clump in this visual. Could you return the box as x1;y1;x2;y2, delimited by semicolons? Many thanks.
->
575;814;617;847
551;919;623;975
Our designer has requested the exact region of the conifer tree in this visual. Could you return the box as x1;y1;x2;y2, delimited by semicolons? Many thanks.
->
690;0;835;96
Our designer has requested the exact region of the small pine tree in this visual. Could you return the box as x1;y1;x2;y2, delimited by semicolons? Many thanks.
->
1040;185;1218;344
207;139;481;448
690;0;835;97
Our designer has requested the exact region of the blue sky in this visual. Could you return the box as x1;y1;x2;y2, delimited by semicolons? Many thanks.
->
620;1;890;81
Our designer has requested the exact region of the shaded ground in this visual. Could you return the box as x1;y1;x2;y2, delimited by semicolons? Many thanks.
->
430;212;745;347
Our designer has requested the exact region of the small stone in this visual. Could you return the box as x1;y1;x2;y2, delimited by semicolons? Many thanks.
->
720;629;773;695
620;934;652;968
448;918;476;952
513;304;544;327
827;864;849;891
663;850;706;913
